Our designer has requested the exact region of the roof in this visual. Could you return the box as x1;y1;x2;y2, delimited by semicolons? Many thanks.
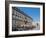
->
12;7;33;21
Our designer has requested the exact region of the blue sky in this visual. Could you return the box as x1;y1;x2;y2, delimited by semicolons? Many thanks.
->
18;7;40;22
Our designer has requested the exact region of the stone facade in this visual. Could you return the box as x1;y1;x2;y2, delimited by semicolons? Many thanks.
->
12;7;33;31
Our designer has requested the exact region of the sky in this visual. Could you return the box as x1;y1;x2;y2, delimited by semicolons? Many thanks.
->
18;7;40;22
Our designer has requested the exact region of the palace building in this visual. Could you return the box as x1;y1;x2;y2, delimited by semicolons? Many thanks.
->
12;7;34;31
